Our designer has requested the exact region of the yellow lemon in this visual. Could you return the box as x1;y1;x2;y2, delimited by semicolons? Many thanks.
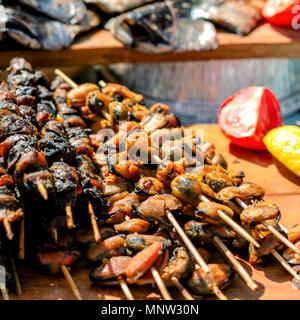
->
263;126;300;177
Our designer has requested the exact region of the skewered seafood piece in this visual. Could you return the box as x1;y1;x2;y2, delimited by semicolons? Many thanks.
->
248;233;284;265
188;264;235;296
171;174;217;206
184;220;236;246
135;177;169;197
195;202;235;227
126;241;166;283
86;235;126;263
137;194;183;227
283;225;300;265
113;218;150;234
240;201;280;224
125;234;171;255
37;237;81;275
161;246;192;286
90;256;132;283
217;182;265;204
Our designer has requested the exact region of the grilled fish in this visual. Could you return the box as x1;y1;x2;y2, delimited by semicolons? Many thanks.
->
18;0;87;24
84;0;157;14
0;5;100;50
189;0;261;35
105;1;218;54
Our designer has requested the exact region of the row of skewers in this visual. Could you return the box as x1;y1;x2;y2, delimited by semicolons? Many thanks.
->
0;57;299;300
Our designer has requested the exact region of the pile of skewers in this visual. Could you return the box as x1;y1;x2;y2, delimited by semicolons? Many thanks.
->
0;57;299;301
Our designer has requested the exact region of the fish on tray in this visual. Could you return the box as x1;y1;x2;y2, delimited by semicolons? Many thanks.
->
0;5;100;50
17;0;87;25
84;0;157;14
105;1;218;54
190;0;262;35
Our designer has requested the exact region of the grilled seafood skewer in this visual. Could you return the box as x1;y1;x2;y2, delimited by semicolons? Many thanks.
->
122;216;172;300
55;69;221;300
170;174;260;248
184;220;257;291
236;198;300;255
54;69;112;125
235;198;300;281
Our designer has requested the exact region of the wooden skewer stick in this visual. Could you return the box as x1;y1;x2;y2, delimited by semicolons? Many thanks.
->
235;198;300;281
235;198;300;255
65;204;74;229
194;264;227;300
165;211;228;300
51;228;58;243
118;276;135;300
171;276;195;300
150;267;173;300
0;288;9;300
19;219;25;259
212;285;227;300
200;195;260;248
88;201;101;243
8;249;22;296
37;182;48;201
3;216;13;240
213;236;258;291
166;211;208;272
60;265;82;300
271;249;300;283
261;222;300;255
54;69;77;89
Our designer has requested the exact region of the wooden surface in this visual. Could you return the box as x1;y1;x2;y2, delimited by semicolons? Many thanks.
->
8;124;300;301
1;23;300;68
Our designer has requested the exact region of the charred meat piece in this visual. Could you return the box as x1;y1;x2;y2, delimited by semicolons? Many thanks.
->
50;162;79;219
39;120;75;165
0;171;24;235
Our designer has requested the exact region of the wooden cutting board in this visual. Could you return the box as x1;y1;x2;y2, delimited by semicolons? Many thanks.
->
10;124;300;300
